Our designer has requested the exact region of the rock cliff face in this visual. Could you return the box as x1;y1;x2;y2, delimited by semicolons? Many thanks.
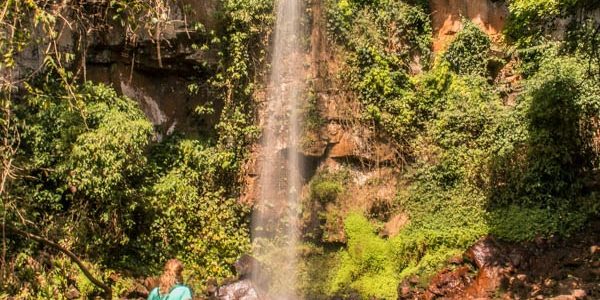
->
429;0;508;52
11;0;221;137
299;0;511;242
241;0;516;242
302;0;407;241
10;0;513;225
9;0;527;245
86;0;221;137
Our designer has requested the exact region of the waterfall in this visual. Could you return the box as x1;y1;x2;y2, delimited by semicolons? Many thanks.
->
252;0;304;298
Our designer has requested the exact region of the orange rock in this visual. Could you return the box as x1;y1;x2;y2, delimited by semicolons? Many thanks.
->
329;133;357;158
429;0;509;52
382;213;409;237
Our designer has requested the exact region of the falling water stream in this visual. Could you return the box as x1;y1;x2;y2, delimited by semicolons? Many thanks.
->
252;0;304;299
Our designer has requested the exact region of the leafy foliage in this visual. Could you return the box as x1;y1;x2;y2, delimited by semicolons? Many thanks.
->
14;80;153;251
323;0;600;294
309;170;347;203
141;139;250;280
443;21;492;76
504;0;600;76
329;213;398;299
505;0;566;46
213;0;274;154
1;0;274;296
487;51;600;239
325;0;432;149
326;0;431;59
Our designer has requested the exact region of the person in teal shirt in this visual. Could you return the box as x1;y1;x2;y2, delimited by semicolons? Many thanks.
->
147;259;193;300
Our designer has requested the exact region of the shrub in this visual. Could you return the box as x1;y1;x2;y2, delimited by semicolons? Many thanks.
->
141;139;250;281
309;170;347;203
488;205;590;241
18;80;153;253
312;181;344;203
325;0;355;42
504;0;573;46
486;51;600;239
443;21;491;76
8;78;253;294
489;52;600;209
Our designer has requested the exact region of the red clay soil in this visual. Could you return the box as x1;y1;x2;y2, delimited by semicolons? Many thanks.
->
399;219;600;299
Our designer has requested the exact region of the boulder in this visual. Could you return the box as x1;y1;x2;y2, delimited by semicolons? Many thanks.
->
462;237;507;298
216;279;261;300
427;266;472;296
465;236;505;269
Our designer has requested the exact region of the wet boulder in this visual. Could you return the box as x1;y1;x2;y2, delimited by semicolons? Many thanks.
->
207;255;270;300
216;279;262;300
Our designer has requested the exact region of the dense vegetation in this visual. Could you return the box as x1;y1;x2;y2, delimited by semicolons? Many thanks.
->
1;0;273;298
1;0;600;299
315;0;600;298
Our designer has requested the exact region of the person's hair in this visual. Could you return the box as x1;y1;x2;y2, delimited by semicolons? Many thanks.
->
159;259;184;294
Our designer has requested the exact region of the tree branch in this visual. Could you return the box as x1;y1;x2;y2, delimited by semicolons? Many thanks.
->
5;224;112;299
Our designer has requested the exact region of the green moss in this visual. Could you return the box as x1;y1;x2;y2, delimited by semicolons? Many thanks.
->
329;213;398;299
329;212;483;298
